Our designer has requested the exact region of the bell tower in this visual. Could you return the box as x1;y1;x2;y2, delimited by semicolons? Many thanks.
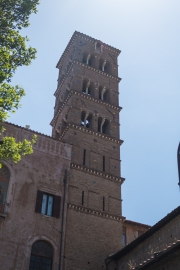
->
51;31;125;270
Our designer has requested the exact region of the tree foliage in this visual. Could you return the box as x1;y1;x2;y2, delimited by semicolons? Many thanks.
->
0;0;39;167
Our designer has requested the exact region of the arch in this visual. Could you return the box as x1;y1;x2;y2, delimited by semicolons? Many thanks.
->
104;60;111;74
98;117;110;135
82;79;95;97
99;59;111;74
102;119;110;135
82;52;95;67
29;240;53;270
81;111;92;129
24;235;58;270
98;86;110;102
95;42;103;53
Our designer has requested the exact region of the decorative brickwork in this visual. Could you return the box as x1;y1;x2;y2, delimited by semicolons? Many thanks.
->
51;31;124;269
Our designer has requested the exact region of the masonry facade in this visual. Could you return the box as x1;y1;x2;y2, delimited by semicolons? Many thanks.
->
0;32;153;270
50;31;125;269
0;123;71;270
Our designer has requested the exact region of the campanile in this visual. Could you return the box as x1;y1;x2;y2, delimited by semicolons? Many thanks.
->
51;31;125;269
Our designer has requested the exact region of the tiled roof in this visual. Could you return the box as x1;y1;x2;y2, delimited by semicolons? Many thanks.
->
133;239;180;270
107;205;180;261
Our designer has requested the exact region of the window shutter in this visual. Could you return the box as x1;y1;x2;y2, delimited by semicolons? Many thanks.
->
53;195;61;218
35;190;43;213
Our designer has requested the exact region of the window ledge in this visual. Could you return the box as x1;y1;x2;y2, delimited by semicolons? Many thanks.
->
0;213;7;219
40;214;52;218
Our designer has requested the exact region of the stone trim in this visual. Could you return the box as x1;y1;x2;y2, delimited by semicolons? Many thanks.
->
59;123;123;145
54;60;121;97
74;61;121;81
50;91;121;126
67;203;124;221
56;31;120;68
71;163;125;184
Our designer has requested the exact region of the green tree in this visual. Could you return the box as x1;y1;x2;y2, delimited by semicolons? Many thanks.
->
0;0;39;167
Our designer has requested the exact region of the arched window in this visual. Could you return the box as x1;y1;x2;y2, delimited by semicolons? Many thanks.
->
29;241;53;270
95;42;103;53
99;86;109;102
0;165;10;213
82;52;95;67
99;59;111;74
104;61;111;74
81;111;92;129
98;117;109;135
82;79;95;96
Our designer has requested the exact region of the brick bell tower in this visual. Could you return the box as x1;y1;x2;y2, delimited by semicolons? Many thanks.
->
51;31;125;270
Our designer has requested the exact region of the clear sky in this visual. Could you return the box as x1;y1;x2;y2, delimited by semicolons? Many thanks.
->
10;0;180;225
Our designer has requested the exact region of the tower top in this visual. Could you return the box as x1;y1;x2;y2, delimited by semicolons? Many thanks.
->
56;31;121;69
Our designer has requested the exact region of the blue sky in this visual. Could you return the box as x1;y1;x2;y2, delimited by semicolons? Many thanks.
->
10;0;180;225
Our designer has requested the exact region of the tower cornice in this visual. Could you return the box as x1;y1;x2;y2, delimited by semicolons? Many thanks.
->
71;163;125;184
50;91;122;126
59;123;123;145
54;60;121;97
68;203;125;222
56;31;121;69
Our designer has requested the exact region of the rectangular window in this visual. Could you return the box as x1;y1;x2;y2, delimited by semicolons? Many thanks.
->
103;196;105;211
122;226;126;246
35;190;61;218
82;191;84;205
41;194;54;216
103;156;105;172
83;149;86;166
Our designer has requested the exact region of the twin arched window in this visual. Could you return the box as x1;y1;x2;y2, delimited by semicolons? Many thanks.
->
82;49;112;75
82;79;110;103
80;111;109;135
29;241;53;270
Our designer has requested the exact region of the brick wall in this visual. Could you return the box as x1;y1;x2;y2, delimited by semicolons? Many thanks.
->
64;208;122;270
52;32;123;270
108;215;180;270
0;123;71;270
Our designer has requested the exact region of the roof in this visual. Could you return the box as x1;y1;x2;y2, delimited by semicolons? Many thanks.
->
3;122;57;141
134;239;180;270
124;219;151;229
107;205;180;261
56;31;121;68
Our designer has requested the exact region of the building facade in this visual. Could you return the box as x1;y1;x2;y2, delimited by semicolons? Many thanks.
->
0;123;71;270
122;220;151;247
0;32;152;270
50;31;125;269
